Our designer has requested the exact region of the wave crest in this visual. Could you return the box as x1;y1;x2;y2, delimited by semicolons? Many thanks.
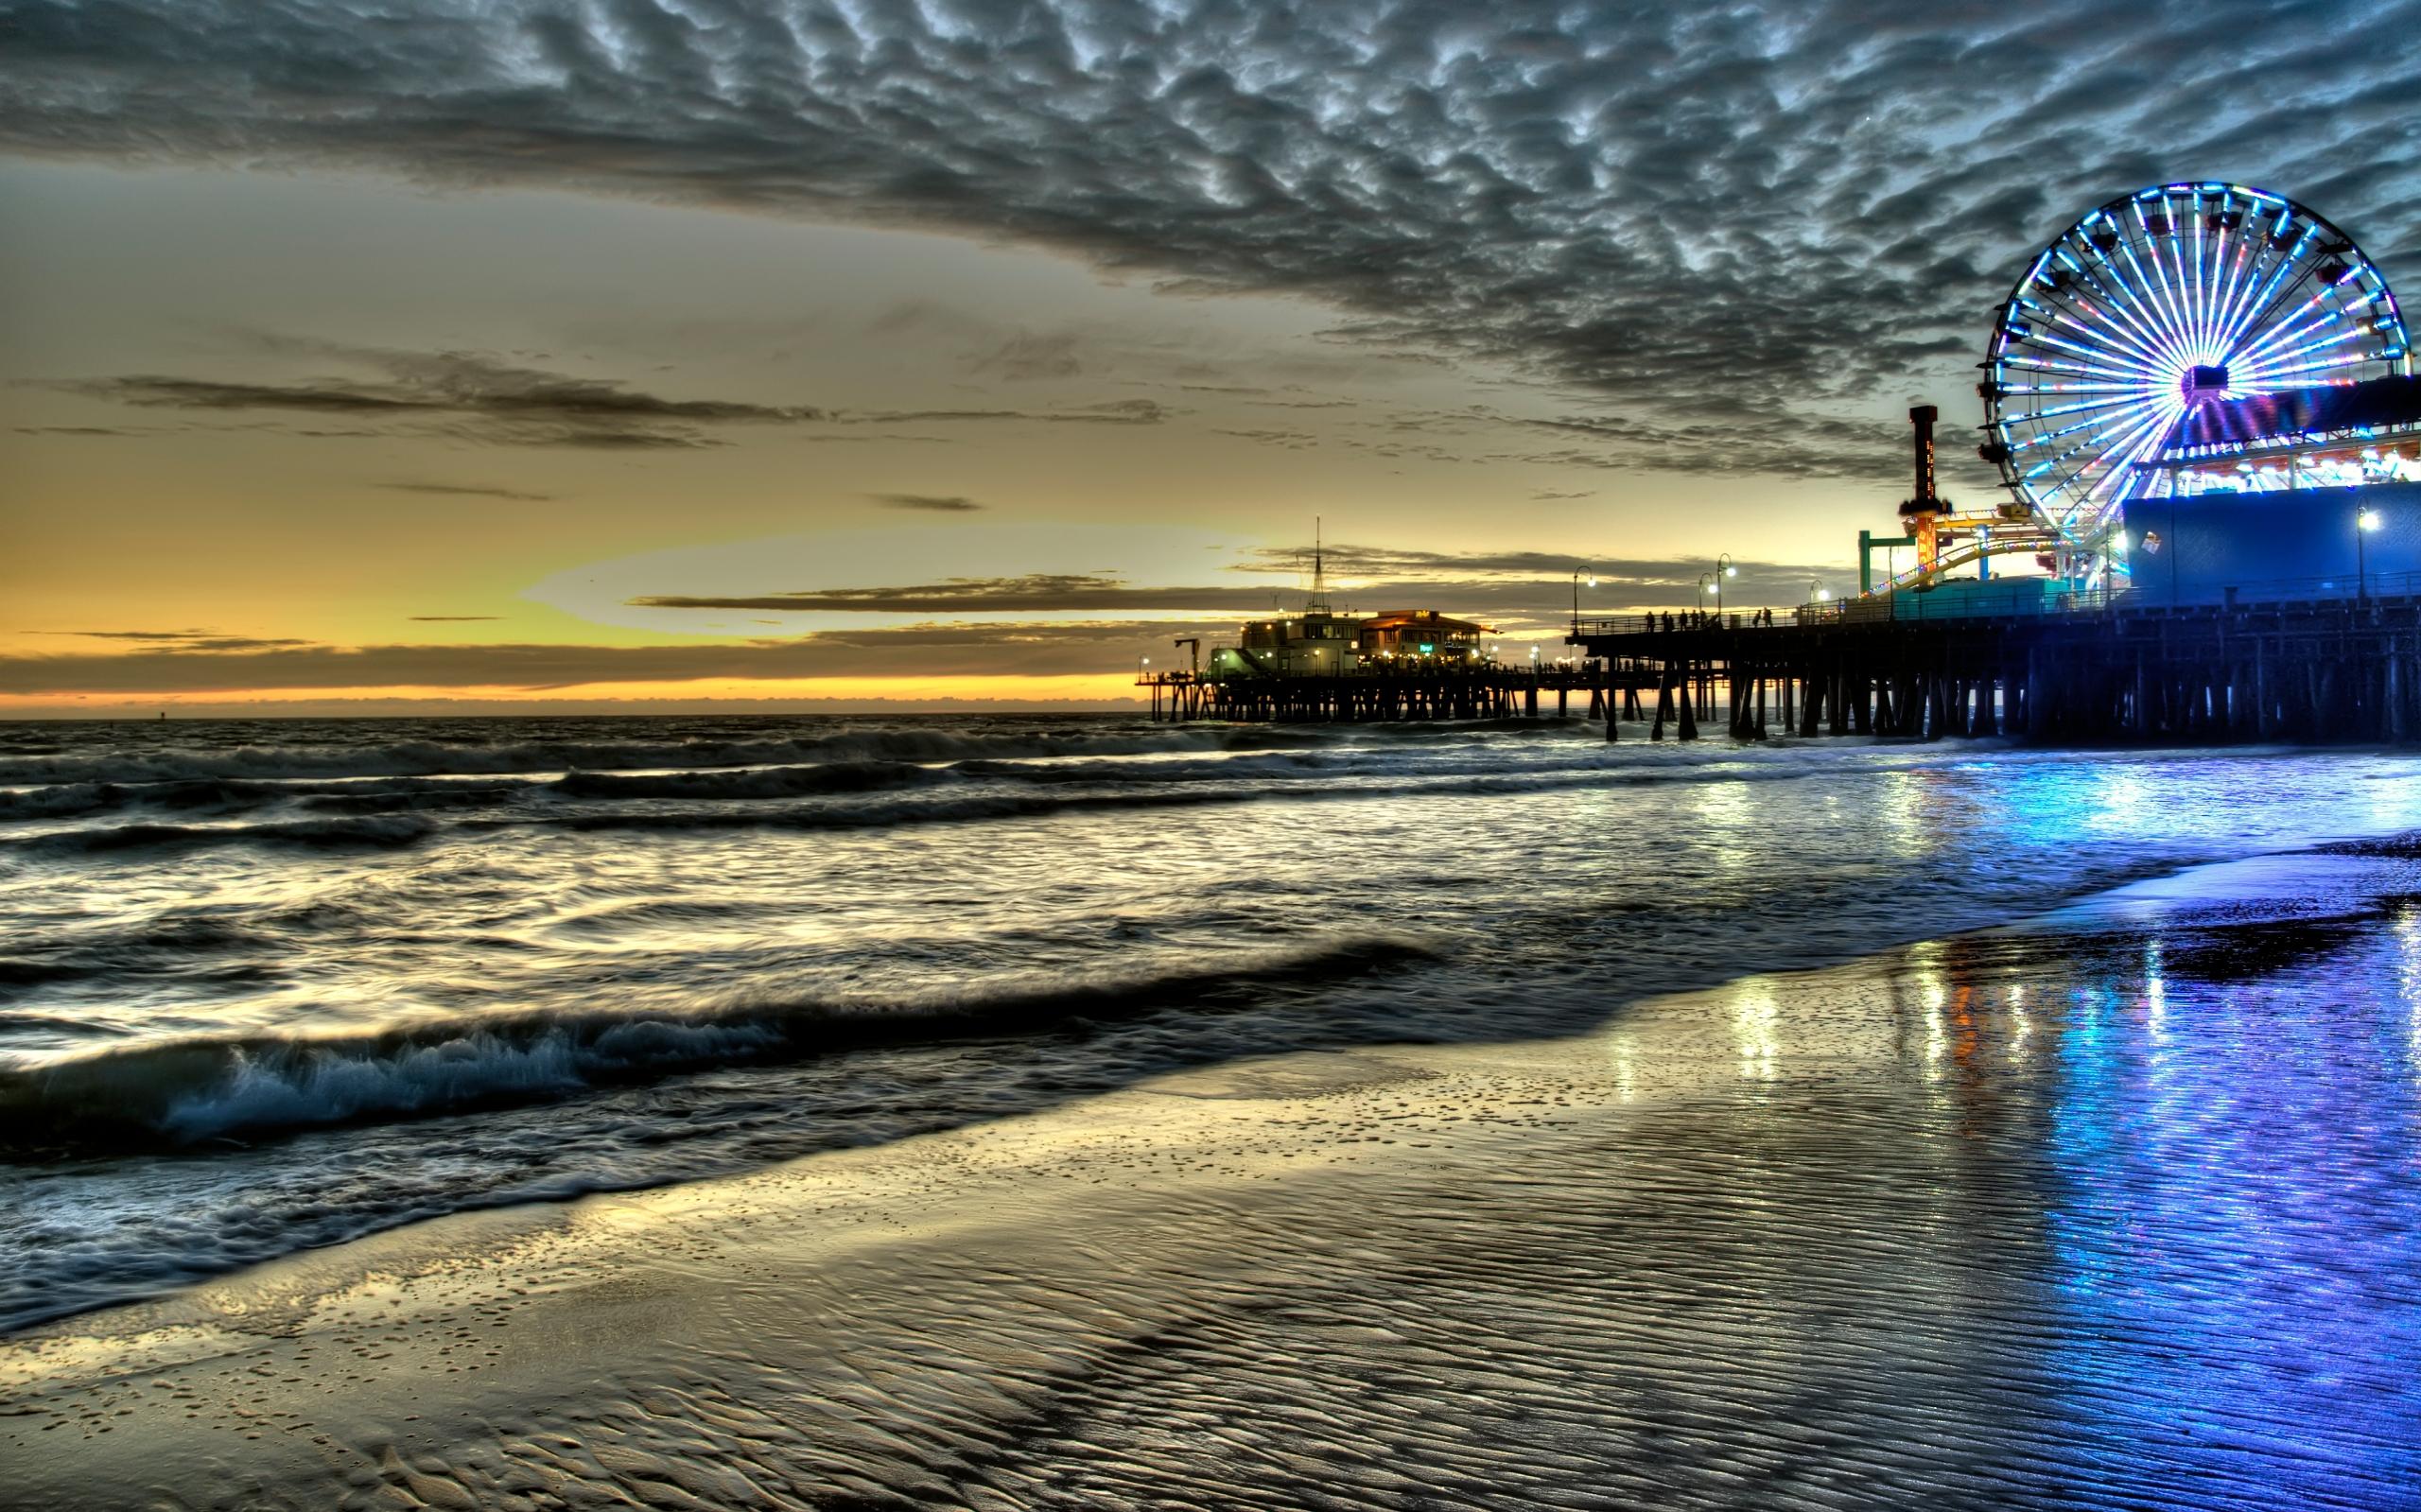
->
0;935;1433;1156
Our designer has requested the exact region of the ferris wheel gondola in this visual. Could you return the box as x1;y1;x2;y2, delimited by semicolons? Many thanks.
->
1978;182;2412;584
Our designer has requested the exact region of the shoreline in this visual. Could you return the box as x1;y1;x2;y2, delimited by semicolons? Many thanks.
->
7;849;2418;1511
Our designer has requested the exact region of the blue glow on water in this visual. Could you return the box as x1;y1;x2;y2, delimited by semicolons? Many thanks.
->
2027;871;2421;1503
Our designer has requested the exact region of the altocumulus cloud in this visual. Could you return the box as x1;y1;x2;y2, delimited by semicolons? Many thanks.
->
50;339;1176;448
6;0;2419;483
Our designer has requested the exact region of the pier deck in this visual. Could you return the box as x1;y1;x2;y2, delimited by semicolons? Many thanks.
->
1571;587;2421;743
1142;586;2421;744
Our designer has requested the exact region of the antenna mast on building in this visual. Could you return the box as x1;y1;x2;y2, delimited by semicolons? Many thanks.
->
1306;515;1332;614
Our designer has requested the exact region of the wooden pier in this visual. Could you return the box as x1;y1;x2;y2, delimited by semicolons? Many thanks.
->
1144;585;2421;744
1139;665;1645;725
1572;587;2421;743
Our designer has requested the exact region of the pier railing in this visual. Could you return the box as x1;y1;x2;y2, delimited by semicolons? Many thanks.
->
1576;569;2421;638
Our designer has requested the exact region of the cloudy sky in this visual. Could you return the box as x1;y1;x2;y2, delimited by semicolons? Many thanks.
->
3;0;2417;712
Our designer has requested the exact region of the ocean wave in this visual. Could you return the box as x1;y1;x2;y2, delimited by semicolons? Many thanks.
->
545;758;952;802
0;725;1318;788
7;813;439;858
0;935;1433;1156
4;756;1874;859
0;773;531;825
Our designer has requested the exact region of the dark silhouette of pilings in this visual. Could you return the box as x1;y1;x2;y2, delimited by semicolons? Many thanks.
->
1573;595;2421;745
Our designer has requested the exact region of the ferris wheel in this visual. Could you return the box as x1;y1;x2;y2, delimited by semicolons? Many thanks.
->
1978;182;2412;582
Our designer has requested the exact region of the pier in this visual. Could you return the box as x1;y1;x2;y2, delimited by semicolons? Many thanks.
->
1136;179;2421;748
1139;664;1634;724
1569;576;2421;744
1143;574;2421;745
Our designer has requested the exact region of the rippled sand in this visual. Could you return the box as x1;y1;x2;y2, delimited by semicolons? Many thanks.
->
6;856;2417;1510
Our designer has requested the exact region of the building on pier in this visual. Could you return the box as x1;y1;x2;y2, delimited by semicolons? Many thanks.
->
1206;529;1493;680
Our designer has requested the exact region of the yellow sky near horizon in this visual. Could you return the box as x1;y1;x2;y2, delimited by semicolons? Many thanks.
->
0;162;1918;713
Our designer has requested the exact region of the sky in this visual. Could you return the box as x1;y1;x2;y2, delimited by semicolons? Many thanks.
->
3;0;2417;714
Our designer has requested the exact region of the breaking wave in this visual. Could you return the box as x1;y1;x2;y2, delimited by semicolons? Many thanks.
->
0;724;1322;788
1;754;1900;860
8;813;439;857
0;936;1433;1156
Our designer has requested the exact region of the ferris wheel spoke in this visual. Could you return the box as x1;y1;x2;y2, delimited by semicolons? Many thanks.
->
2236;318;2361;376
2231;303;2348;375
2011;401;2157;454
2029;404;2179;504
2210;232;2269;355
2027;391;2166;425
2102;242;2196;371
2053;248;2191;368
2013;319;2168;374
2104;405;2193;503
2240;349;2376;387
2074;293;2191;374
2056;400;2186;507
2004;382;2151;397
2023;403;2168;463
2218;227;2323;362
2127;228;2199;363
2182;210;2215;355
2042;305;2175;378
2021;327;2170;382
2217;235;2306;353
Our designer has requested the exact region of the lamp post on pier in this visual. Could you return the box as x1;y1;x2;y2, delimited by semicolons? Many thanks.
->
1715;553;1738;620
2359;509;2382;604
1571;566;1596;635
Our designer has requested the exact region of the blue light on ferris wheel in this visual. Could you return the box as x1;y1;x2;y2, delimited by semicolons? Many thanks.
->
1977;182;2414;583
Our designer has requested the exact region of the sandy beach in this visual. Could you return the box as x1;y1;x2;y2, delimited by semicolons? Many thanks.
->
8;844;2416;1511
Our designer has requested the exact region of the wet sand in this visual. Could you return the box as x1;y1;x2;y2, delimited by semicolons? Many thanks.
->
6;853;2418;1511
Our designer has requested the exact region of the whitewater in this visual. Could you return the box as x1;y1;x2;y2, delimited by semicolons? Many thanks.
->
7;711;2421;1334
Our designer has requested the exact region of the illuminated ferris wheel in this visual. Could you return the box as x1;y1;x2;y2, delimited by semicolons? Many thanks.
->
1979;182;2412;582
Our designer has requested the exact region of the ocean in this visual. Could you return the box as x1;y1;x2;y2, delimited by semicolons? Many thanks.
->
6;712;2421;1341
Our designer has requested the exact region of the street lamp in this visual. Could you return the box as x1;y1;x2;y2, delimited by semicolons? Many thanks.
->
2359;509;2383;604
1697;572;1716;620
1809;580;1831;602
1571;565;1596;634
1138;654;1151;679
1714;552;1737;618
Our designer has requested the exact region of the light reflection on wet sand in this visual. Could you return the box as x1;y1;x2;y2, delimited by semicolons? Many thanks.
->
4;851;2417;1511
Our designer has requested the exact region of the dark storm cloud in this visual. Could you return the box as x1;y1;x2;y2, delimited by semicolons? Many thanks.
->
848;400;1171;426
869;493;986;512
56;344;820;448
630;551;1835;617
33;629;314;652
52;344;1172;445
0;622;1206;694
379;480;558;502
8;0;2415;484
